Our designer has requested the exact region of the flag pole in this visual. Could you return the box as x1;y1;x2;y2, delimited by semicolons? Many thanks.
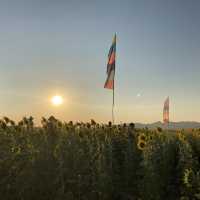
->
112;84;115;124
112;33;116;125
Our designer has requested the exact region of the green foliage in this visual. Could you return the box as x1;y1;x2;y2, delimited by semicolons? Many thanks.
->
0;117;200;200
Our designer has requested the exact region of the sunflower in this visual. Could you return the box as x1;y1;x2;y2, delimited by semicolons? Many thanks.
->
177;132;186;141
183;168;193;187
137;140;146;150
138;133;146;142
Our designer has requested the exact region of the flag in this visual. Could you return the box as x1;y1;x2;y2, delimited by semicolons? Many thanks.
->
104;34;116;89
163;97;169;124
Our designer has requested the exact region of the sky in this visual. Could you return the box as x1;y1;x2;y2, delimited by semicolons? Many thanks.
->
0;0;200;123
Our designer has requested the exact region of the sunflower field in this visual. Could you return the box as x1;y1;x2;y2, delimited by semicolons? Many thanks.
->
0;116;200;200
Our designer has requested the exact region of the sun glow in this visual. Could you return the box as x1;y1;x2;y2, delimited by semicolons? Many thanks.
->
51;95;63;106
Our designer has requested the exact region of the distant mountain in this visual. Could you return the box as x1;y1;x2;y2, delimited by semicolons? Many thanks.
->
135;121;200;130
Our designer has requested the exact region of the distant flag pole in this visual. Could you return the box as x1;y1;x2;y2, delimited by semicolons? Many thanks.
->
104;34;116;124
163;96;169;129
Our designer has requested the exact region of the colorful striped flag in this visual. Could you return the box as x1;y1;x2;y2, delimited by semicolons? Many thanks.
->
104;34;116;89
163;97;169;124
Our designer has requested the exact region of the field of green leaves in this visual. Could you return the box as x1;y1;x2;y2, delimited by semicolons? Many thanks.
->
1;116;200;200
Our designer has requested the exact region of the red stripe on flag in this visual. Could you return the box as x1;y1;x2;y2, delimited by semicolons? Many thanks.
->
104;80;114;89
108;52;115;65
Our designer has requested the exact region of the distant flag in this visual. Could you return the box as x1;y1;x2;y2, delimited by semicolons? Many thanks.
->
163;97;169;124
104;34;116;89
104;34;117;124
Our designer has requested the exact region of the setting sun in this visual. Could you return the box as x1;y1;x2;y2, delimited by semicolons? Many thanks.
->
51;95;63;106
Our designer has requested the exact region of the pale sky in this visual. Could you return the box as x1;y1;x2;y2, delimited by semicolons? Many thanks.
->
0;0;200;123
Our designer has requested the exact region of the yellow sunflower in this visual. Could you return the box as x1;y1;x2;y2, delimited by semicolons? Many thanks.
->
177;132;186;141
138;133;146;142
183;168;193;187
137;140;146;151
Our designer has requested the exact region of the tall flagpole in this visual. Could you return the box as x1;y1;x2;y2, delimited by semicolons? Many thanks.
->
104;33;116;124
112;33;116;125
112;83;115;124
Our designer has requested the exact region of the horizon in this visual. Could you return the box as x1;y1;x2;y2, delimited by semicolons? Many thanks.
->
1;0;200;123
2;115;200;125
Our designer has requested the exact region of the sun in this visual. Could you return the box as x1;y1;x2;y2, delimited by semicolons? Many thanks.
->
51;95;63;106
